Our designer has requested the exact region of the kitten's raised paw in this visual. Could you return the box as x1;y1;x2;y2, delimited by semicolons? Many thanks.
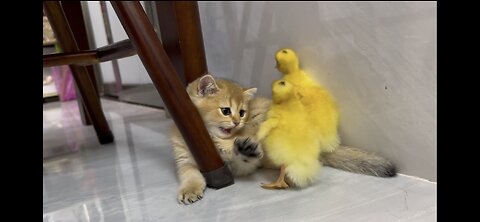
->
177;182;205;205
234;137;263;159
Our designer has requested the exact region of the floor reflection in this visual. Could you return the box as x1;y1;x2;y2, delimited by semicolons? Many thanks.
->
43;100;172;221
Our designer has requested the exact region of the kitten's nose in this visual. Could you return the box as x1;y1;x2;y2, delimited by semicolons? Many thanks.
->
233;121;239;126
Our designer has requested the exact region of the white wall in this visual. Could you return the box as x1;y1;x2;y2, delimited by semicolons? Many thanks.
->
198;1;437;181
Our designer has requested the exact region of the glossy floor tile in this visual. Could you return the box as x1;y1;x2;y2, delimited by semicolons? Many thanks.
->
43;99;436;222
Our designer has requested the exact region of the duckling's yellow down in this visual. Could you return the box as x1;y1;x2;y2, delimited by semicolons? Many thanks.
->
257;80;322;187
275;48;340;152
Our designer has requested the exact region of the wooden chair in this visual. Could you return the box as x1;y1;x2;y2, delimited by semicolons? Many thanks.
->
43;1;234;189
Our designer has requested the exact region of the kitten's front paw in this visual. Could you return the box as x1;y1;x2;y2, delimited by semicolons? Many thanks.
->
177;181;205;205
234;137;263;159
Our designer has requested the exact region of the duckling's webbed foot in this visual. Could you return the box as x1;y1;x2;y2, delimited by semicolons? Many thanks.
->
261;164;289;189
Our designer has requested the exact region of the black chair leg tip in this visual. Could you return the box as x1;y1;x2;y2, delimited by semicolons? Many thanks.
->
99;133;114;144
203;165;235;189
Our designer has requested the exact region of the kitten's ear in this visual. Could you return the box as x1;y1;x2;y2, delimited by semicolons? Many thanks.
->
243;88;257;101
198;74;219;96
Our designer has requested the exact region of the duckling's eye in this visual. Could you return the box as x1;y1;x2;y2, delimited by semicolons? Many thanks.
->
279;81;285;86
282;50;288;54
220;108;231;116
239;110;246;117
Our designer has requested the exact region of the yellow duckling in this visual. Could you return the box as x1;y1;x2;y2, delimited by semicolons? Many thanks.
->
257;79;321;189
275;48;340;153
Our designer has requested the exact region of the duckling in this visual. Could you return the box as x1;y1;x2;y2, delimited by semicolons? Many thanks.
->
257;79;321;189
275;48;340;153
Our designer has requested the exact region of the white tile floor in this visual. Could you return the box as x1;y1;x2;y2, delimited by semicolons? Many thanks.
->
43;99;436;222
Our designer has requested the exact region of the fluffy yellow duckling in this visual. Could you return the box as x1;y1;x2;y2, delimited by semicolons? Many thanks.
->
257;79;321;189
275;48;340;153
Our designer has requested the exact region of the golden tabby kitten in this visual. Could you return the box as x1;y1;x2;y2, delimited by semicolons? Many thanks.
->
170;74;396;205
169;74;271;204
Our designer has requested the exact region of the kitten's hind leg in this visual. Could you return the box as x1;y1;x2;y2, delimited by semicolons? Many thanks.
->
231;137;264;176
234;137;264;159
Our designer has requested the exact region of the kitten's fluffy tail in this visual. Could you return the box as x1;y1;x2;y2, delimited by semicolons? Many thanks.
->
321;145;396;177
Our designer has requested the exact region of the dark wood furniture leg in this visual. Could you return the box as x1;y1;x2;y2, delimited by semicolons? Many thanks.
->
174;2;209;84
155;1;187;85
44;1;114;144
62;1;99;126
111;1;233;189
155;2;209;86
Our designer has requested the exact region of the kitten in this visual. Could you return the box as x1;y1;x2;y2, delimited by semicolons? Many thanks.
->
169;74;270;204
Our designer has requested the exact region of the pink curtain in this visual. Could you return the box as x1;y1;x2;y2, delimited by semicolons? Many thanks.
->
51;65;77;101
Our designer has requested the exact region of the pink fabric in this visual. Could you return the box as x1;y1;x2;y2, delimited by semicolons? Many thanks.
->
51;65;77;101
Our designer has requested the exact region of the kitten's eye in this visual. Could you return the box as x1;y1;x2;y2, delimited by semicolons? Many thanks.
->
220;108;231;116
239;110;246;117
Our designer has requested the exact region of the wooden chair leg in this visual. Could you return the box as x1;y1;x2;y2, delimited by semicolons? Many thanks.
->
173;2;209;84
156;2;209;85
62;1;99;126
44;1;114;144
111;1;233;189
155;1;187;85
